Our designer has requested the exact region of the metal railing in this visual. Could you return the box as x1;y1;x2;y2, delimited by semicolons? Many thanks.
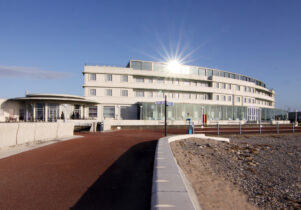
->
192;123;300;136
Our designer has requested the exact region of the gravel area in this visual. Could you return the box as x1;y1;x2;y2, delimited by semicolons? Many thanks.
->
171;134;301;210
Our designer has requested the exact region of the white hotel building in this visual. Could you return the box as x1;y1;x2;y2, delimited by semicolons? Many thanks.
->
83;60;287;124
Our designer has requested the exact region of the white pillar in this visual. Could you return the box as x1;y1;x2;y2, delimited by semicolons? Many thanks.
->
44;104;48;122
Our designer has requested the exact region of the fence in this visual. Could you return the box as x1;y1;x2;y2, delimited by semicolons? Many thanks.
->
192;123;301;136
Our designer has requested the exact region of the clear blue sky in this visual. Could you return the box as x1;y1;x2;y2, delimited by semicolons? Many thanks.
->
0;0;300;110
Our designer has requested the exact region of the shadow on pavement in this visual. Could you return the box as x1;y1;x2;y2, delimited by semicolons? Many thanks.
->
71;140;158;210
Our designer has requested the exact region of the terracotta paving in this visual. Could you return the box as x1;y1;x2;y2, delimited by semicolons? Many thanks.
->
0;129;185;210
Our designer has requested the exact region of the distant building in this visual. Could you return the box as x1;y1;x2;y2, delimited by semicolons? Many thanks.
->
83;60;288;124
0;94;97;122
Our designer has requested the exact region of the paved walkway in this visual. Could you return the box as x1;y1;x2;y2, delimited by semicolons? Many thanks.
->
0;129;183;210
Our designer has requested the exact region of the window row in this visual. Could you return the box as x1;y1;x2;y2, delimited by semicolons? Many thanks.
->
135;90;210;100
88;73;128;82
213;82;256;93
89;88;128;97
134;76;209;87
130;61;267;88
215;95;232;102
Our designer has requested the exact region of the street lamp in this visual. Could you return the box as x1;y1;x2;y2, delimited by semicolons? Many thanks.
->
295;109;298;126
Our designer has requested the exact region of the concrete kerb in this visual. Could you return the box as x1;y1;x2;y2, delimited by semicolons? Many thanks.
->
151;134;229;210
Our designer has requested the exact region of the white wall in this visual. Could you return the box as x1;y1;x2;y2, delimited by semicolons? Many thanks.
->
0;122;74;148
0;99;21;122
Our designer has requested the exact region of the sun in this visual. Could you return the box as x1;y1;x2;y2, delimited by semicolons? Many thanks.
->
167;60;182;74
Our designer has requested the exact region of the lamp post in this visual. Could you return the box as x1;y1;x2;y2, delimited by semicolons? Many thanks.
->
201;106;204;127
295;109;298;126
164;95;167;136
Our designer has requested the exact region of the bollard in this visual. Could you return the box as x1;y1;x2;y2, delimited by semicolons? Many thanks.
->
259;123;262;134
277;123;279;134
293;123;295;133
217;122;220;136
239;122;242;135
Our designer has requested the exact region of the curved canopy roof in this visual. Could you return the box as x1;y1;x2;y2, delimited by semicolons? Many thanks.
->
9;93;98;104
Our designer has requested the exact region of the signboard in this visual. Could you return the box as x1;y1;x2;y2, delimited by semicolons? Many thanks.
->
155;101;174;106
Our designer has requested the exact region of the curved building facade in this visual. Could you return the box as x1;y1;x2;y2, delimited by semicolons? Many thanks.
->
83;60;287;123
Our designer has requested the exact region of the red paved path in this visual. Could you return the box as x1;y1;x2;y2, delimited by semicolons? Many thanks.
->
0;129;184;210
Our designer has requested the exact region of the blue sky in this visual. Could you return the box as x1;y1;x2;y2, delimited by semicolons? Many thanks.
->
0;0;300;110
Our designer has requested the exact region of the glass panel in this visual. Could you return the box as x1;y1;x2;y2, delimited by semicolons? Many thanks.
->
48;104;59;121
89;73;96;80
154;63;167;72
198;68;206;76
103;106;115;118
121;75;128;82
142;61;152;71
131;61;142;70
35;103;45;121
207;69;213;77
89;106;98;118
189;67;198;75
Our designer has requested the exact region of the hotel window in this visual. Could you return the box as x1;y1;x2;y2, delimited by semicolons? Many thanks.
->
215;82;219;88
157;78;164;84
172;92;179;99
146;91;153;98
244;98;247;103
90;89;96;96
221;83;226;89
121;75;128;82
236;85;240;91
236;96;241;102
248;87;251;92
121;90;128;97
198;68;206;76
106;74;112;82
213;70;219;76
105;89;112;96
136;77;144;83
157;91;164;98
184;93;190;99
228;96;232;101
89;73;96;81
103;106;115;118
89;106;98;118
244;86;247;92
148;78;153;83
207;70;213;77
215;95;219;101
183;81;190;86
227;84;231;90
173;79;179;85
222;95;226;101
199;94;204;100
248;98;251;103
136;91;144;97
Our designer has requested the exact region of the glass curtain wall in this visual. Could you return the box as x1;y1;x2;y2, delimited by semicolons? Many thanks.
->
35;103;45;121
141;103;287;121
48;104;59;122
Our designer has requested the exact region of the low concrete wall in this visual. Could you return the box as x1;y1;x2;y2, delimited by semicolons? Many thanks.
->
17;123;36;144
0;122;74;148
151;134;229;210
57;122;74;138
0;124;19;147
35;123;58;141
